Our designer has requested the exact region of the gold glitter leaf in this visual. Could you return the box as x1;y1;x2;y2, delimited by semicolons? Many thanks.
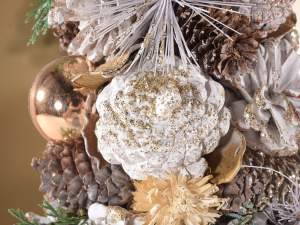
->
68;55;130;89
95;54;130;76
205;129;246;185
70;73;111;90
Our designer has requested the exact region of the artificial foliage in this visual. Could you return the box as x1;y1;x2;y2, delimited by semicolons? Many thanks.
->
9;201;87;225
10;0;300;225
26;0;52;45
224;203;264;225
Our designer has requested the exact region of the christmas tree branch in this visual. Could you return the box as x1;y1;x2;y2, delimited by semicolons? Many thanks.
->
9;200;88;225
8;209;39;225
26;0;52;45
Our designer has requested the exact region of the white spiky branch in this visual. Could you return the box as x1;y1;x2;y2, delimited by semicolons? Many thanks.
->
61;0;254;71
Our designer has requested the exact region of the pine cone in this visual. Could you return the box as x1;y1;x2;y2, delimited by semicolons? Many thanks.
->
220;149;300;212
53;22;80;52
95;66;231;180
31;138;134;213
230;35;300;156
176;6;266;84
239;0;295;33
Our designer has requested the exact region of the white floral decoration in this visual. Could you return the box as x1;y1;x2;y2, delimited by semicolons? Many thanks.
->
48;0;254;69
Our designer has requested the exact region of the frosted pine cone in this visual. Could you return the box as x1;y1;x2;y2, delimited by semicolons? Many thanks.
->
238;0;295;32
95;65;231;180
52;21;79;52
31;138;134;213
220;149;300;212
48;0;133;63
176;6;266;84
230;35;300;156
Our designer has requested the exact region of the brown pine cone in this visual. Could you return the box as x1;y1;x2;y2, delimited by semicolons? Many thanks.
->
53;22;80;52
176;6;266;84
31;138;134;213
220;149;300;212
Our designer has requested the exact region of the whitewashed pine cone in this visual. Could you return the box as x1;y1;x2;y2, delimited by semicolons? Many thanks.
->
48;0;133;62
231;37;300;156
95;66;231;180
237;0;294;32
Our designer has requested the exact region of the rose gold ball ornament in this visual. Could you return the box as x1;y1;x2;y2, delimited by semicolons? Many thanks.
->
29;57;88;142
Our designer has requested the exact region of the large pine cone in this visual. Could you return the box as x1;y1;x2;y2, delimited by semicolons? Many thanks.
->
53;22;80;52
220;149;300;212
175;6;266;84
32;138;134;213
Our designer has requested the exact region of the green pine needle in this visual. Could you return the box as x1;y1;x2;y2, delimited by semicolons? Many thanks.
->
26;0;52;45
9;200;88;225
8;209;39;225
225;202;257;225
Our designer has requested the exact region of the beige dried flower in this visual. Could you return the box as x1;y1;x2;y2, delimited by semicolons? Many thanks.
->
132;174;226;225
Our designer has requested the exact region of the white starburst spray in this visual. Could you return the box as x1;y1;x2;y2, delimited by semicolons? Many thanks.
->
49;0;255;72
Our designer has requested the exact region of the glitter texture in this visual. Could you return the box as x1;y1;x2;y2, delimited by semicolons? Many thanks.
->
95;66;230;180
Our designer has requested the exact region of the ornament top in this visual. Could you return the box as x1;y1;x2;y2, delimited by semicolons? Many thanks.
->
95;66;231;180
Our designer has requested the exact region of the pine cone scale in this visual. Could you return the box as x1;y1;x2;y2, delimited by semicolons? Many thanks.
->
221;149;300;212
32;138;134;212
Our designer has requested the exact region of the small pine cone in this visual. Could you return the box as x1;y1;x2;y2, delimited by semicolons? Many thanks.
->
239;0;295;33
220;149;300;212
31;138;134;213
176;6;266;84
53;22;80;52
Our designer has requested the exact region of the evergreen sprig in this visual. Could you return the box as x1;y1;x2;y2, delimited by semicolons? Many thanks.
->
225;203;257;225
25;0;52;45
8;209;39;225
9;200;87;225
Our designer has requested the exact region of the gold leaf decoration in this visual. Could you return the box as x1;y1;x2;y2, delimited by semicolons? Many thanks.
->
205;129;246;185
132;174;227;225
64;54;130;90
95;54;130;76
70;74;111;90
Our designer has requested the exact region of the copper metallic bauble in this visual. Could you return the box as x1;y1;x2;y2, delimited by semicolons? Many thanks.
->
29;57;87;142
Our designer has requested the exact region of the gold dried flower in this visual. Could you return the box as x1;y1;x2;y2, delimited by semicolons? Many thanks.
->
132;174;226;225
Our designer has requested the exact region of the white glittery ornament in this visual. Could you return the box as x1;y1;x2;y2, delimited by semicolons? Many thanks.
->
88;203;109;221
88;203;144;225
95;65;231;180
